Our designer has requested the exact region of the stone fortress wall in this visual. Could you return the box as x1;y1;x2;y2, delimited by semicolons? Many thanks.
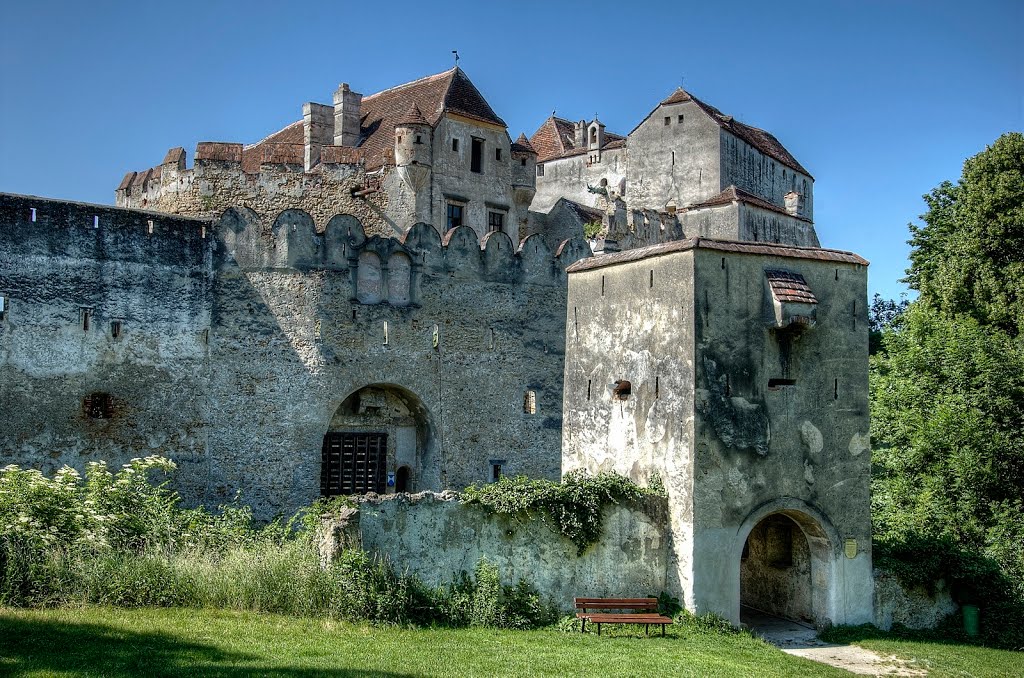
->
0;192;590;517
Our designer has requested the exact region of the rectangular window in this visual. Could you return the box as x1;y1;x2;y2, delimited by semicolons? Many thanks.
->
494;148;502;162
523;390;536;414
110;320;122;339
488;211;504;233
489;460;506;483
446;203;464;230
536;163;545;177
664;116;671;126
471;137;483;173
0;295;6;320
677;114;684;123
452;138;459;152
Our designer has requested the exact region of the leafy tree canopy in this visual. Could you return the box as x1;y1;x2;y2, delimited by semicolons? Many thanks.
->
873;133;1024;603
906;132;1024;337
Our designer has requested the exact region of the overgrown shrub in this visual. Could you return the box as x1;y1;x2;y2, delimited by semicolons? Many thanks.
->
0;458;555;630
461;470;658;554
875;534;1024;650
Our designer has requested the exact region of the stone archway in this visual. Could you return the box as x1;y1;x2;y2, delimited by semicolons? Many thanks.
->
734;499;840;628
321;384;436;496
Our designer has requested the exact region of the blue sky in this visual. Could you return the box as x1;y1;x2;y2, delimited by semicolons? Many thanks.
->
1;0;1020;300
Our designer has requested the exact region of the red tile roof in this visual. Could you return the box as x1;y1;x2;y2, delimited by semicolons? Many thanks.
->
241;68;505;172
652;88;810;177
686;185;811;223
511;133;536;155
529;116;574;162
242;122;303;172
528;116;627;163
765;269;817;304
566;237;868;273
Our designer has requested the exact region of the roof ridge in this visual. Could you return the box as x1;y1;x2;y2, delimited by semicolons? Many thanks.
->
361;67;457;102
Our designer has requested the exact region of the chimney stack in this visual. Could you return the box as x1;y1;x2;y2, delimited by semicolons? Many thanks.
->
333;83;363;147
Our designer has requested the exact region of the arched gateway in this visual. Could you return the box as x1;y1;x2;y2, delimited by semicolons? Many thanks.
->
735;499;840;628
320;384;436;496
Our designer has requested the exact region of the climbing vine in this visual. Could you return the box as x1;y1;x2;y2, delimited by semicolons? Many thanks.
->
461;470;663;555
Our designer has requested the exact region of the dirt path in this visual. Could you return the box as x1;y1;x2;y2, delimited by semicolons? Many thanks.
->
744;608;925;676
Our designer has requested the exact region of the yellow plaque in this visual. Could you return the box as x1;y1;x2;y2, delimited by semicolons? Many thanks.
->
844;538;858;559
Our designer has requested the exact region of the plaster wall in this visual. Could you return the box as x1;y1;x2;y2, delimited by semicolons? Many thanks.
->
720;130;814;221
689;247;872;625
562;251;697;603
626;101;721;210
354;492;671;608
431;117;521;242
532;148;627;214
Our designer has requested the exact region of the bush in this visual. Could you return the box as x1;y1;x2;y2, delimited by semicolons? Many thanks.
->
0;459;556;630
462;470;657;554
874;534;1024;650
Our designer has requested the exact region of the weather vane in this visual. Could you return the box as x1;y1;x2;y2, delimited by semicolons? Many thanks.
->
452;50;459;66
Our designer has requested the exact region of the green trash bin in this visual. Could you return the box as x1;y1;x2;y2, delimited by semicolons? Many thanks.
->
962;604;980;637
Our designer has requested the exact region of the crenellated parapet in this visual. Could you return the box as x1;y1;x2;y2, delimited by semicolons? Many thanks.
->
215;207;592;296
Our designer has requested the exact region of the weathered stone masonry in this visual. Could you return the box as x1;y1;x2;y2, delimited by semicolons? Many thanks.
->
0;193;590;517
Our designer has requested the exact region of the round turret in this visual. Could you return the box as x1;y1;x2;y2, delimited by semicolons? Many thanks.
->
394;104;432;168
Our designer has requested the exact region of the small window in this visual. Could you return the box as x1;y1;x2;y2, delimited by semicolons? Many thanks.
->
489;460;506;483
523;390;536;414
520;158;526;166
471;137;483;173
495;148;502;161
613;380;632;400
664;116;670;126
452;138;459;152
397;135;402;144
83;392;114;419
677;114;684;124
0;295;6;320
414;135;422;145
768;378;796;390
488;211;504;233
536;163;545;177
81;308;92;331
446;203;464;230
110;320;122;339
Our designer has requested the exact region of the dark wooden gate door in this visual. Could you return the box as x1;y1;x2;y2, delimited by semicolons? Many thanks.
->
320;432;387;496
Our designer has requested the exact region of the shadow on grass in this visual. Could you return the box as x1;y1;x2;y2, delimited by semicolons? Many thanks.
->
821;622;997;650
0;614;414;678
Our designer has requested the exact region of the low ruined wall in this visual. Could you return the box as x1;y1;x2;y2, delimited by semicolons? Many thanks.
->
321;492;671;610
873;569;958;630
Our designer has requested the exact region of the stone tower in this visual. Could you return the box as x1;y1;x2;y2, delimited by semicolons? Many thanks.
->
394;104;433;224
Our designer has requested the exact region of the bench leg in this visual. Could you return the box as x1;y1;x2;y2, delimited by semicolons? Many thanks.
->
580;618;585;634
646;624;649;636
597;623;601;637
662;624;665;637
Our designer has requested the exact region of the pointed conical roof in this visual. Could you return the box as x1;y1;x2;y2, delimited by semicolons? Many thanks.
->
397;103;429;126
511;133;536;155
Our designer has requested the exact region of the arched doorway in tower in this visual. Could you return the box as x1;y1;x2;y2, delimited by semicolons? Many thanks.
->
740;513;813;623
737;503;839;629
320;384;435;497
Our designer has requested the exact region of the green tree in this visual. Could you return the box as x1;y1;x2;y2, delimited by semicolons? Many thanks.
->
906;132;1024;336
872;133;1024;600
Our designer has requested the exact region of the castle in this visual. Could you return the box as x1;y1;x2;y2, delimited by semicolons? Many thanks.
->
1;67;872;626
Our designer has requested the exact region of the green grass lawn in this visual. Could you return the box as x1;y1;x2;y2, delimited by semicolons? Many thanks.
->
0;606;845;677
820;626;1023;677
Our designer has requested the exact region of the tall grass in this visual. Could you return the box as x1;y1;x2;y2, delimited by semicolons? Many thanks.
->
0;458;556;628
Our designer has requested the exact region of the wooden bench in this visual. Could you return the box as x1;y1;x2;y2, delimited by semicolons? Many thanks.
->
574;597;673;636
